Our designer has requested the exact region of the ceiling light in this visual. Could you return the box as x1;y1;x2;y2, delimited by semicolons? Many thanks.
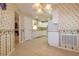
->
33;3;52;14
33;3;52;21
37;8;43;13
33;25;37;30
45;4;52;10
32;3;42;10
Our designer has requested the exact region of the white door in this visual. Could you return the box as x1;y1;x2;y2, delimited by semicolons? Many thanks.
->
24;17;32;40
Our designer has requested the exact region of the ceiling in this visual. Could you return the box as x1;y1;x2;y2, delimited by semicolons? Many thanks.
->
16;3;34;16
16;3;54;21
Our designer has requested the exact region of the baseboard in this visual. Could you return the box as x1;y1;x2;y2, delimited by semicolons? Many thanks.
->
7;48;15;56
49;44;79;53
58;47;79;53
48;42;79;53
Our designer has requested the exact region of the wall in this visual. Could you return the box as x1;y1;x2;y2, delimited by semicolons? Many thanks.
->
53;4;79;30
48;3;79;47
0;3;15;56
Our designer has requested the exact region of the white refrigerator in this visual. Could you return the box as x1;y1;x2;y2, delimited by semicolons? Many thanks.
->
48;20;59;47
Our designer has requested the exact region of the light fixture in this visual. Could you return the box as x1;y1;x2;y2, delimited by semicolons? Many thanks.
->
33;25;37;30
45;4;52;10
32;3;52;21
44;4;52;14
37;8;43;13
32;3;52;15
32;3;42;10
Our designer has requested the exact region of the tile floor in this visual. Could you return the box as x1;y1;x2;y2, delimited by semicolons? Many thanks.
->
11;37;79;56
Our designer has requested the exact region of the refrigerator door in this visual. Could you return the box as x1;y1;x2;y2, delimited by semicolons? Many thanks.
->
48;32;59;47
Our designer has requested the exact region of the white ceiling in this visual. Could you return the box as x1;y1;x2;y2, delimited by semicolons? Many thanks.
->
16;3;55;21
16;3;34;15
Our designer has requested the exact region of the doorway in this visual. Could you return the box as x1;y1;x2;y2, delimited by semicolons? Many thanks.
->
15;12;19;45
32;19;48;39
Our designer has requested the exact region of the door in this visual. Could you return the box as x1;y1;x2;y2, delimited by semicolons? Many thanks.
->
24;17;32;40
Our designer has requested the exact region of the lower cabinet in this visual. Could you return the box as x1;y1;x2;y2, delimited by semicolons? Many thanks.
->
0;31;15;56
